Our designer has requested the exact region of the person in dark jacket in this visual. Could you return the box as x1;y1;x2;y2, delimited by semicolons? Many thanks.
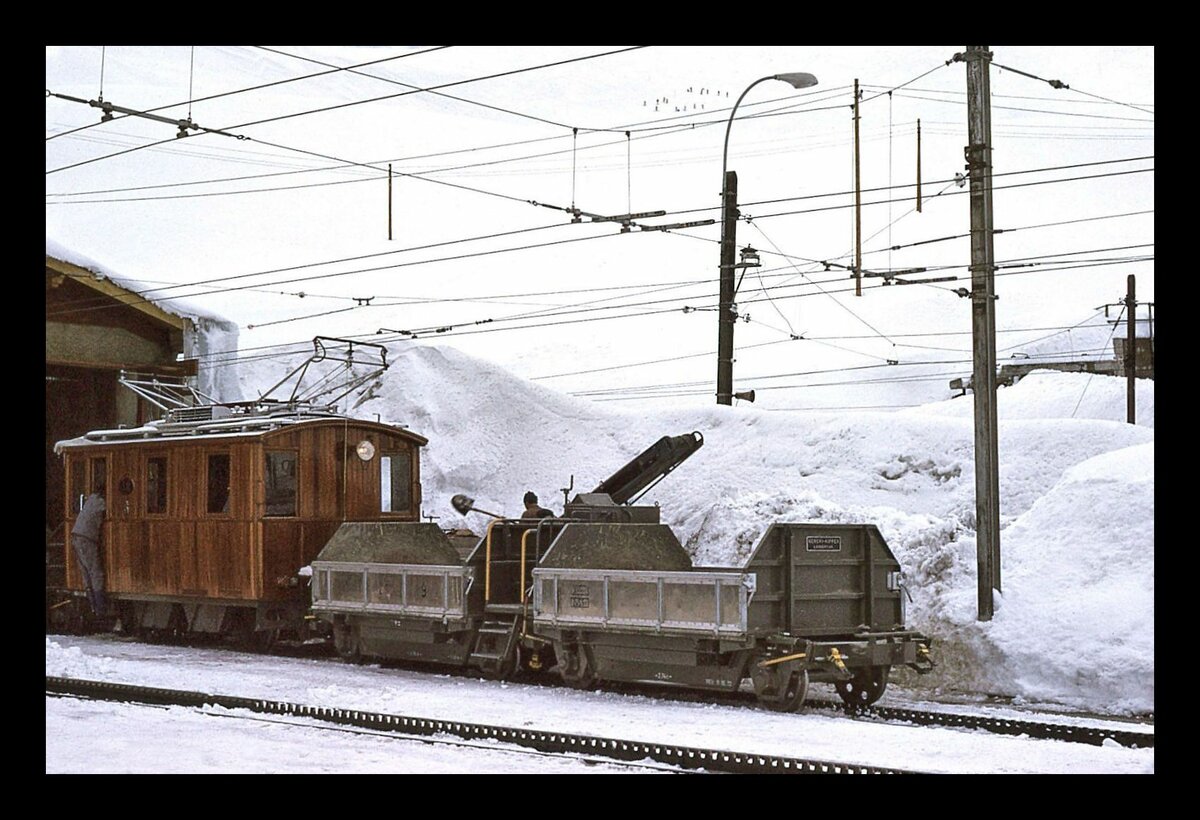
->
70;479;108;617
521;491;554;519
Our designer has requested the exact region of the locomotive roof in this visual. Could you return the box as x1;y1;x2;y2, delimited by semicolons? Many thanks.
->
53;407;427;452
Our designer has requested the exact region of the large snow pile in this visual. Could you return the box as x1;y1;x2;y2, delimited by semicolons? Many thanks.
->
234;342;1154;715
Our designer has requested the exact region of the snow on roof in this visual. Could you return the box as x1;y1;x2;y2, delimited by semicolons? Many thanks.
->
46;237;235;328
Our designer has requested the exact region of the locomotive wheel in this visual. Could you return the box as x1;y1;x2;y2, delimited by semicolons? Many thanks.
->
835;665;890;707
753;664;809;713
253;627;279;653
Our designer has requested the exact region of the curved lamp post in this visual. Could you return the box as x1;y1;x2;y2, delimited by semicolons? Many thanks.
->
717;72;818;405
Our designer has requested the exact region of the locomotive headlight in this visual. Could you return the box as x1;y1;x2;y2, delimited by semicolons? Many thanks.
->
355;440;376;461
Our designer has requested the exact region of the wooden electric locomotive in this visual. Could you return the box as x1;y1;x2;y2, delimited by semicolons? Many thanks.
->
51;338;425;644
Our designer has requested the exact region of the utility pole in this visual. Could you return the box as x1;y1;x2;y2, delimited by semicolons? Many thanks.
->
1126;274;1137;424
916;119;922;212
388;164;393;241
854;79;863;296
963;46;1001;621
717;170;738;405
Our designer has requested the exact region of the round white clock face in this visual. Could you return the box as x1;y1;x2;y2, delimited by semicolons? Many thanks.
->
355;440;376;461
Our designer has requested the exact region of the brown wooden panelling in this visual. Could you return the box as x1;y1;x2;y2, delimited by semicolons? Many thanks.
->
196;521;252;599
143;521;184;594
57;419;424;604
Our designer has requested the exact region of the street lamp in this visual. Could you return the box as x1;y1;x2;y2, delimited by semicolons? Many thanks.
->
717;72;818;405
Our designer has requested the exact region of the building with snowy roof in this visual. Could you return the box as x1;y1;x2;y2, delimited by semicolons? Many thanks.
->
46;239;240;530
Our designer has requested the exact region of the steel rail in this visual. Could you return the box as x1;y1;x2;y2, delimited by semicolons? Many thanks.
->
801;697;1154;749
46;676;920;774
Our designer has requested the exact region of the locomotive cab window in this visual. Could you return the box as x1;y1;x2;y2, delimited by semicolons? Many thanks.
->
207;453;231;514
146;457;168;514
380;449;413;514
264;450;298;517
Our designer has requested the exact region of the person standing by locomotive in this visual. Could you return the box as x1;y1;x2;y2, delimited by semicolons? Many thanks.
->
71;479;108;618
521;491;554;519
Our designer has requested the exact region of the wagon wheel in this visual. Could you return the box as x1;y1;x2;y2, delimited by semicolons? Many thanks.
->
556;644;597;690
752;663;809;713
333;622;362;664
835;665;890;708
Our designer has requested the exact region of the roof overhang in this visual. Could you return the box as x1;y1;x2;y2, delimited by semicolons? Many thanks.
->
46;254;189;333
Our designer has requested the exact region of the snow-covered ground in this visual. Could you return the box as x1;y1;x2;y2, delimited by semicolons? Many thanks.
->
46;635;1154;774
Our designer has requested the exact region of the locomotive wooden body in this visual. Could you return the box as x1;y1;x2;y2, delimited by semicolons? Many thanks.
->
53;409;426;641
49;338;426;643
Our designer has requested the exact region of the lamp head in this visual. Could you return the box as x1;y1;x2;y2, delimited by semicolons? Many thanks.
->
774;72;818;90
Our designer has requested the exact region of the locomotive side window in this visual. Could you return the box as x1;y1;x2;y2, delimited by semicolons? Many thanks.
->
380;449;413;514
264;450;298;517
89;458;107;509
69;458;86;514
146;456;168;514
207;453;231;514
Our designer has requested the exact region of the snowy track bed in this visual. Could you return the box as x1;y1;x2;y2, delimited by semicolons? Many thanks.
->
47;635;1154;773
49;677;908;774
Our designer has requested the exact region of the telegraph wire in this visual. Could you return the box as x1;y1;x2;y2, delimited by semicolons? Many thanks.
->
987;59;1155;117
255;46;581;131
46;47;646;176
203;250;1156;339
223;47;647;130
859;83;1153;109
750;166;1152;222
860;60;951;103
47;77;1147;206
48;231;1153;332
570;342;1118;399
48;228;628;319
581;347;1117;401
873;90;1152;122
191;254;1153;371
47;47;452;142
532;317;1122;382
49;159;1154;305
47;88;848;204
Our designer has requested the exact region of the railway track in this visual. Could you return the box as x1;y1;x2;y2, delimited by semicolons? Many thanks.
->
352;653;1155;749
56;633;1156;751
46;676;923;774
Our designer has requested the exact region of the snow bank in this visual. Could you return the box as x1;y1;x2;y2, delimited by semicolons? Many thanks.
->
224;342;1154;715
915;370;1155;429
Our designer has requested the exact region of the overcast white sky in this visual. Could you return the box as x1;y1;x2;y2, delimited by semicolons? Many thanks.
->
45;45;1154;410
